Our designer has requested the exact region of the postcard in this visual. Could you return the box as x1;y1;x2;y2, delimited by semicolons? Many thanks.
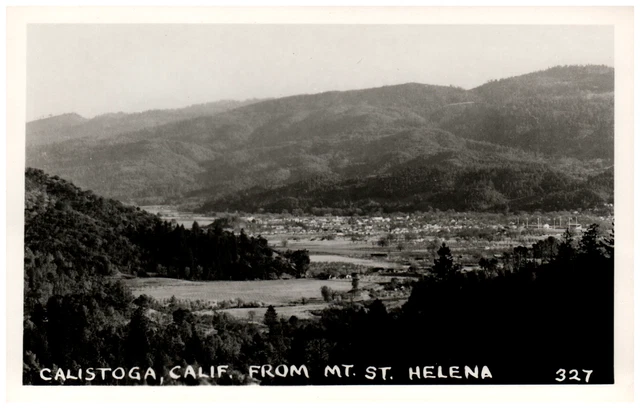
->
6;5;635;404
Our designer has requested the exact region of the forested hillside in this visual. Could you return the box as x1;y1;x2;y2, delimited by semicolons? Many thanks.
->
26;65;614;212
440;65;614;159
24;168;309;314
202;140;613;214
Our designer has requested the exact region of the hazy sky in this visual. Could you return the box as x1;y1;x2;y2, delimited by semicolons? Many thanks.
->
27;24;613;121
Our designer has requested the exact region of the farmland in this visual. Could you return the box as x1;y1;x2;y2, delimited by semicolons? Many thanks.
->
127;277;353;304
309;254;401;269
126;274;411;321
128;209;613;320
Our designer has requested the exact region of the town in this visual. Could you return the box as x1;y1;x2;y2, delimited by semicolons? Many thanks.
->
143;206;614;278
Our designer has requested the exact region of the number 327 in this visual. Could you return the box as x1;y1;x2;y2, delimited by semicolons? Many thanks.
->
555;369;593;383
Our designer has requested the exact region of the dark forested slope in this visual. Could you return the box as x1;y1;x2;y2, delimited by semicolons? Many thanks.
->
24;168;309;311
201;149;613;214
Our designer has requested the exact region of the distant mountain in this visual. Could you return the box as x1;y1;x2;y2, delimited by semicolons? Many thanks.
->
26;113;89;143
26;99;263;146
26;65;614;213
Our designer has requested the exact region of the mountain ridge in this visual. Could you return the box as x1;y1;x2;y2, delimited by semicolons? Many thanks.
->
26;64;614;212
27;98;265;147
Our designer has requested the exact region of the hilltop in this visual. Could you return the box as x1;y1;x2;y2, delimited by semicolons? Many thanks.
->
26;99;263;146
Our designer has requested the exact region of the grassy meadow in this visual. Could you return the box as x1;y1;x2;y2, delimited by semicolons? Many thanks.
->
127;277;353;305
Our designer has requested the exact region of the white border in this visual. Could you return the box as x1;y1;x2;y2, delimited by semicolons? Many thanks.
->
5;6;635;404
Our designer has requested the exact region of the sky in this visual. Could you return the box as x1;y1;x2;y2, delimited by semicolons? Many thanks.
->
27;24;614;121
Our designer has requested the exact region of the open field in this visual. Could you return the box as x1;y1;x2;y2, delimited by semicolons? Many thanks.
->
195;296;410;321
285;237;373;253
127;277;353;305
309;254;401;269
196;303;329;320
139;206;217;228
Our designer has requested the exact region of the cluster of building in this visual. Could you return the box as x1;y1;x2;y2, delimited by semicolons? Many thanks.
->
145;206;611;243
234;214;592;240
244;215;450;238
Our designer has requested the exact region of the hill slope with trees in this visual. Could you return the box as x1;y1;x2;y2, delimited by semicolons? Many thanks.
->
27;65;614;212
25;167;309;306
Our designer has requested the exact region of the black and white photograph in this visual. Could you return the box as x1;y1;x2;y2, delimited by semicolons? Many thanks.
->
6;5;635;403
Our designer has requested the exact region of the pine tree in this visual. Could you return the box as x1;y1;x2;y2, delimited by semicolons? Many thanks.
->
431;243;460;279
264;305;278;327
579;223;602;257
125;304;155;368
557;228;576;264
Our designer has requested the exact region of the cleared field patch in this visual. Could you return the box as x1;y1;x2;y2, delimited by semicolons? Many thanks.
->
206;297;409;321
126;278;353;305
286;237;376;255
310;254;401;269
198;304;329;320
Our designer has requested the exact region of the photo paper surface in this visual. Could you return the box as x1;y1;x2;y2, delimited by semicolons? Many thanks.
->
6;6;634;403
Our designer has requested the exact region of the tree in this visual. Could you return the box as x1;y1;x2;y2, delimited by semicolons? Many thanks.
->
513;246;530;270
126;304;155;368
368;299;388;320
579;223;603;257
557;228;576;264
168;295;178;310
194;265;204;280
351;273;360;291
288;249;310;278
264;305;278;327
533;236;558;263
377;236;389;248
431;243;461;279
320;286;334;302
479;257;498;275
172;308;194;326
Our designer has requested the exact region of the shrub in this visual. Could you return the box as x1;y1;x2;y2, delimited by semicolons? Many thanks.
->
320;286;334;302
